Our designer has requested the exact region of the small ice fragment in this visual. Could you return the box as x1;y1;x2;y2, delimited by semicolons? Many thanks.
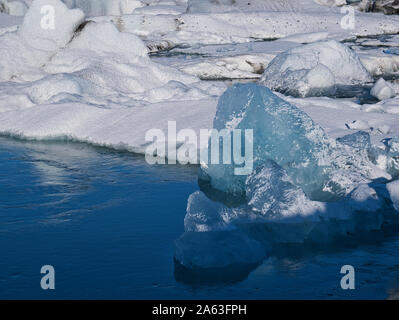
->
370;78;395;101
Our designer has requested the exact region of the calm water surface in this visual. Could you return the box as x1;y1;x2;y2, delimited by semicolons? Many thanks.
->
0;136;398;299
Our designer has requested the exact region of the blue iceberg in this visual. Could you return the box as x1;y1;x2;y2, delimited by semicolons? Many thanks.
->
174;84;398;271
201;83;384;201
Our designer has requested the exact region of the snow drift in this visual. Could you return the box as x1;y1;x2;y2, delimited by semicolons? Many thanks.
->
0;0;223;103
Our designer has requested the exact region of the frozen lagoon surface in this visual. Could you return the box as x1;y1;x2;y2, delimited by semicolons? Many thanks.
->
1;136;399;300
2;0;399;299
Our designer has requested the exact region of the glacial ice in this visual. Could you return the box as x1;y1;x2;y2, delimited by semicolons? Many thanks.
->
176;83;399;269
245;160;324;219
177;127;398;268
336;131;371;151
200;83;387;200
259;40;373;97
176;173;398;268
201;82;331;197
184;191;235;232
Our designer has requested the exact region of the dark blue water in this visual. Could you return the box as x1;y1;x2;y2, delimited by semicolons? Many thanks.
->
0;136;399;299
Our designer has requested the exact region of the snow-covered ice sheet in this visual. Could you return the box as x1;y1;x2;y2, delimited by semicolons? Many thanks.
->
115;8;399;46
0;99;218;154
0;0;224;154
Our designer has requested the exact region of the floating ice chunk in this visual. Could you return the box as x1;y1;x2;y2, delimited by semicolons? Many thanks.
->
336;131;371;150
201;83;332;198
259;40;372;97
370;78;396;101
175;179;395;269
245;160;324;219
201;83;385;200
345;119;371;131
